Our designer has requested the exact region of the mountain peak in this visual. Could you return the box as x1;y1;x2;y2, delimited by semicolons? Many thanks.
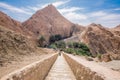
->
43;4;56;10
36;4;57;14
89;23;102;27
47;4;55;8
23;4;73;42
31;4;60;19
0;11;22;32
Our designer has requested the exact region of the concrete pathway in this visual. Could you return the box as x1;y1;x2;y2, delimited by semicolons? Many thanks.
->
45;54;76;80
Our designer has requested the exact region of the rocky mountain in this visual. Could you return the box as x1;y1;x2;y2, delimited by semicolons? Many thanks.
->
63;24;85;43
0;5;84;44
80;23;120;59
22;4;75;42
0;11;34;37
111;24;120;36
114;24;120;29
0;5;85;65
0;25;36;66
1;3;120;61
0;11;23;33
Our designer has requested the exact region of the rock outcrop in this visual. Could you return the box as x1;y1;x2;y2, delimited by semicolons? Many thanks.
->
0;11;34;37
22;4;74;42
59;24;85;43
1;3;120;61
0;25;36;66
0;11;23;33
114;24;120;29
0;5;84;44
80;23;120;59
0;5;84;65
112;24;120;36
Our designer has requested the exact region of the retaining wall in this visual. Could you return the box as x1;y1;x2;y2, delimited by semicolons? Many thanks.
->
63;53;104;80
1;54;58;80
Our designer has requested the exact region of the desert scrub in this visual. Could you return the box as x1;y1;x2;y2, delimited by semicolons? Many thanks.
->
64;48;75;54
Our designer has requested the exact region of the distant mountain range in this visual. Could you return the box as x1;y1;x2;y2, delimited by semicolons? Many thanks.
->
0;4;120;60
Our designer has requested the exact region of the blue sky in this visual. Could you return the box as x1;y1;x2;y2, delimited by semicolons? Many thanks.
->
0;0;120;28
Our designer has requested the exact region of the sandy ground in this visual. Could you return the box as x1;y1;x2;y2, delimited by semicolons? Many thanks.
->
1;50;120;79
97;60;120;72
68;54;120;80
74;55;120;73
0;48;56;78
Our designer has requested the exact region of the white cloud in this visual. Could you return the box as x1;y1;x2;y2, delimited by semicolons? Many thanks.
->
63;12;90;26
63;12;87;23
41;0;70;8
57;6;86;25
41;4;49;8
113;8;120;11
27;0;70;11
52;0;70;7
90;11;107;17
0;1;119;28
58;7;84;13
0;2;32;15
28;6;41;11
99;14;120;20
89;11;120;27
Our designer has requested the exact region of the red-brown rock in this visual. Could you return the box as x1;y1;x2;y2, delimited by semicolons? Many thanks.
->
80;23;120;58
0;11;23;33
22;4;74;42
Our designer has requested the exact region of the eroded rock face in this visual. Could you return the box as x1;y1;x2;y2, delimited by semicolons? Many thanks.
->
0;11;34;37
101;54;112;62
0;25;36;66
22;4;74;42
62;24;86;43
114;24;120;29
81;23;120;58
111;24;120;36
0;11;23;33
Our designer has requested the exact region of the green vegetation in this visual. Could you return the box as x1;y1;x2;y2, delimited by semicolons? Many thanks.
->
49;41;66;50
49;41;91;56
49;43;57;49
64;42;91;56
49;34;62;43
64;48;74;54
38;36;46;47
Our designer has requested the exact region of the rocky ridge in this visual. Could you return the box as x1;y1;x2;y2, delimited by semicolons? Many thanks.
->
23;4;76;42
80;23;120;60
0;25;36;66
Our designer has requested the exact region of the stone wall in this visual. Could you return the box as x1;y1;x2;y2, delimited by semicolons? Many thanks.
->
1;54;58;80
63;54;104;80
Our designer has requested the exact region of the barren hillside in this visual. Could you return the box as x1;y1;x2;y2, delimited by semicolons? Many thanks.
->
0;25;36;66
23;4;75;42
80;23;120;59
